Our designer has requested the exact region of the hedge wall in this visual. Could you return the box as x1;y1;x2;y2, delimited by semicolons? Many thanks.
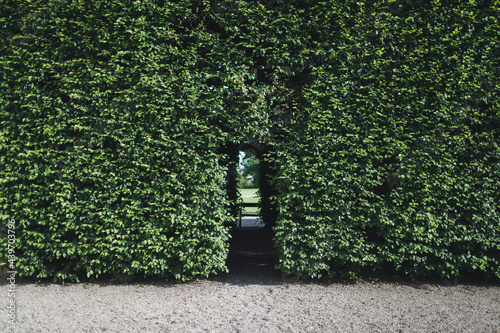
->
269;1;500;279
0;0;237;281
1;0;499;281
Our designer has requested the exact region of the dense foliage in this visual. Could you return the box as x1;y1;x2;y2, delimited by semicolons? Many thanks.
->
0;0;236;281
1;0;498;281
268;0;500;279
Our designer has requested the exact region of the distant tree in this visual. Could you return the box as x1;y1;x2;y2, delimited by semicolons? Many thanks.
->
238;150;260;188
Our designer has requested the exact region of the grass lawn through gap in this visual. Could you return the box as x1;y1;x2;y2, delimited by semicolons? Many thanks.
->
240;188;259;214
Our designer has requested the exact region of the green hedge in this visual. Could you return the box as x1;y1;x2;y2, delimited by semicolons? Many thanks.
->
270;1;500;279
1;0;499;282
0;0;233;281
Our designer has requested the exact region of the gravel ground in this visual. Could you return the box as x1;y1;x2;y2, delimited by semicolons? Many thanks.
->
1;229;499;333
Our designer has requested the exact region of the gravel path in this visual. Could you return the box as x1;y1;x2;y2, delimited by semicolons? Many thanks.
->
1;229;499;332
1;274;499;332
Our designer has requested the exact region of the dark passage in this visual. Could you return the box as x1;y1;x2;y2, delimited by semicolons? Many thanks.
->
226;228;278;282
220;141;280;281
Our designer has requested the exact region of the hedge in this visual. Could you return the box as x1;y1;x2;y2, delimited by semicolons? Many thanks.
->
269;1;500;279
1;0;499;282
0;0;234;281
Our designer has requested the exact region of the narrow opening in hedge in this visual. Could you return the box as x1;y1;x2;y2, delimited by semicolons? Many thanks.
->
226;143;278;275
237;148;262;228
221;141;278;270
228;142;278;231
